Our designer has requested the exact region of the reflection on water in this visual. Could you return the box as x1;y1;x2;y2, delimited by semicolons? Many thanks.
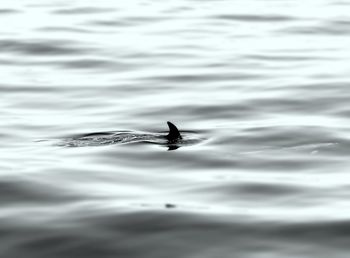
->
1;0;350;257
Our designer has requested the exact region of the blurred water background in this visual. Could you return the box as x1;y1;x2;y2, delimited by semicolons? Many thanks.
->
2;0;350;257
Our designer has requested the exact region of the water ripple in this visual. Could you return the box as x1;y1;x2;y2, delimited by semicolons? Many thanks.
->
89;16;171;27
283;18;350;35
53;7;116;15
213;14;295;22
0;39;92;56
0;8;20;14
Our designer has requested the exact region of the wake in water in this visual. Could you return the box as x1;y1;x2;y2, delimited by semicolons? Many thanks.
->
56;121;203;150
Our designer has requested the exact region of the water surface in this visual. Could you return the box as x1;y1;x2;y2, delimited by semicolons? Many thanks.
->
2;0;350;257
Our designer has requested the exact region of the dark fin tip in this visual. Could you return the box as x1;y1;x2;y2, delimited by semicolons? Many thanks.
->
166;121;182;140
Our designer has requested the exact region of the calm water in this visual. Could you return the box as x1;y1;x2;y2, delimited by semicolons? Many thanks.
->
2;0;350;257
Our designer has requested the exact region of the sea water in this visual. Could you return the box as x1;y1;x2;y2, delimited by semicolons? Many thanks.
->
1;0;350;257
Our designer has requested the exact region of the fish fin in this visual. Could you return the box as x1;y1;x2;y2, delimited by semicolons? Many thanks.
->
166;121;182;141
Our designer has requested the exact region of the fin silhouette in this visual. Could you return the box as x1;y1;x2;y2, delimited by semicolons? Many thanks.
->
166;121;182;141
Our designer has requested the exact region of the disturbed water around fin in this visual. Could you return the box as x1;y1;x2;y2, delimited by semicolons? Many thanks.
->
56;129;203;150
2;0;350;258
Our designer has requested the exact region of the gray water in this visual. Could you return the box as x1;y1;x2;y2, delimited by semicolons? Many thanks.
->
2;0;350;257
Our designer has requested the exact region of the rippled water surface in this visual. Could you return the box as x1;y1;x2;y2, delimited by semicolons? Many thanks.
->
2;0;350;257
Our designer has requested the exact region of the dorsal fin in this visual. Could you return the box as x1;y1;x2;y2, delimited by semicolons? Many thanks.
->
166;121;182;141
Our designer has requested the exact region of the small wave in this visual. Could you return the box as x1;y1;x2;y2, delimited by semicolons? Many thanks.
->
53;7;116;15
212;14;295;22
0;9;20;14
0;39;92;56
